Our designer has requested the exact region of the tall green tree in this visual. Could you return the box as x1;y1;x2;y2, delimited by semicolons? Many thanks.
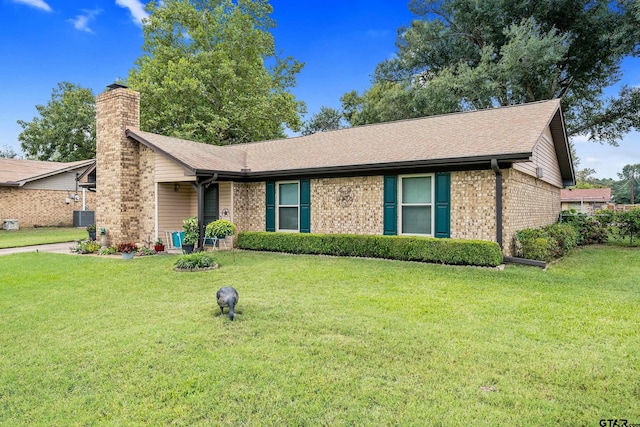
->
0;145;18;159
127;0;305;145
343;0;640;145
301;106;346;136
613;164;640;204
17;82;96;162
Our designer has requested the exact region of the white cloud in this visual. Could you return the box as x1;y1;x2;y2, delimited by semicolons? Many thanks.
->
115;0;149;25
69;9;101;33
11;0;52;12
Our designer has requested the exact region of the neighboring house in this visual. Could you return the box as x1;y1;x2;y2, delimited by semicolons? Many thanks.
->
0;158;96;228
95;85;575;256
560;188;613;214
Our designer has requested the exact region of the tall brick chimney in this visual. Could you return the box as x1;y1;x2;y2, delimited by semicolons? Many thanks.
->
95;84;142;246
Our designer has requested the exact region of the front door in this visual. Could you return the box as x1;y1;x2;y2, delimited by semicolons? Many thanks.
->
204;183;219;226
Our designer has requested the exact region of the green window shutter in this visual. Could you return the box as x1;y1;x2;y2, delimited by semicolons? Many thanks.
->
266;181;275;232
434;172;451;238
300;179;311;233
383;175;397;235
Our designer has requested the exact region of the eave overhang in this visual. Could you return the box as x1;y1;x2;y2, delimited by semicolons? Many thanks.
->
191;152;533;181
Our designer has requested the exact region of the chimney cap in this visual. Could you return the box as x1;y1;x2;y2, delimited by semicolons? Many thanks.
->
107;83;128;90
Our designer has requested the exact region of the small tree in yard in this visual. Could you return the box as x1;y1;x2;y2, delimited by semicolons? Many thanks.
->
613;208;640;246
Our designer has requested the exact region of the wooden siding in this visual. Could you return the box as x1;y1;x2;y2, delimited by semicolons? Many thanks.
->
22;171;79;191
514;126;563;188
157;182;197;238
155;152;195;182
218;182;233;222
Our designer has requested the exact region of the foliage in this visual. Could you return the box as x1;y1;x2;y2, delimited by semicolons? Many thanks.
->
1;249;639;424
174;252;217;270
514;223;578;261
238;232;503;267
0;227;87;249
136;247;156;256
86;224;96;232
0;145;17;158
154;237;163;245
17;82;96;161
204;219;236;238
560;210;609;245
301;106;346;136
117;242;138;254
609;208;640;246
69;239;101;254
182;217;200;245
98;246;118;256
342;0;640;145
127;0;305;145
611;163;640;204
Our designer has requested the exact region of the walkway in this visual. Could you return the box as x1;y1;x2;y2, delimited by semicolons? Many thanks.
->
0;242;75;256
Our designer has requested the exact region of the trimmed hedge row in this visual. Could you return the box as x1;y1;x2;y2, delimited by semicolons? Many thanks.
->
237;232;503;267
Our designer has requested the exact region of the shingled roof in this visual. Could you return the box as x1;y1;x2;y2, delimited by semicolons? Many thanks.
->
126;99;573;183
0;158;95;187
561;188;612;202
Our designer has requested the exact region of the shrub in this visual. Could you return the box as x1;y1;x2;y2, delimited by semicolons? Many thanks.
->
98;246;118;256
174;252;217;270
610;208;640;245
514;223;578;261
136;247;156;256
560;209;608;245
70;239;101;254
237;232;503;267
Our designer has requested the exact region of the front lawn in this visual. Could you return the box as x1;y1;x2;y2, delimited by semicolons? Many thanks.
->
0;227;87;249
0;247;638;425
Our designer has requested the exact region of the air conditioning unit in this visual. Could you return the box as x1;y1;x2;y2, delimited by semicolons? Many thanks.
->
3;219;19;230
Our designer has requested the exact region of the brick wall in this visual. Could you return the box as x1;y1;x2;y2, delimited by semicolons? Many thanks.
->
0;187;97;227
95;87;143;246
450;170;497;242
310;176;383;235
503;168;561;256
233;182;266;232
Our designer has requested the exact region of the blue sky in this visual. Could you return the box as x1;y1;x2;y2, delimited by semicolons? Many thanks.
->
1;0;638;179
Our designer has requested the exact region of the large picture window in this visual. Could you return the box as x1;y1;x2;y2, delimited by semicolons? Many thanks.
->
400;175;433;235
277;181;299;231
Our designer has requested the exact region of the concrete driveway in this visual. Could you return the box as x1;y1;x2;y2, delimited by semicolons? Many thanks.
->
0;242;75;256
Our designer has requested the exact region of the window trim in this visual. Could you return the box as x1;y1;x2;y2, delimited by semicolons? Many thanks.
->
276;180;300;232
398;173;435;236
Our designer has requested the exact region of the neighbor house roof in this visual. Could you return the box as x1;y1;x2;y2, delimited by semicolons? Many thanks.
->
0;158;95;187
126;99;574;184
561;188;612;202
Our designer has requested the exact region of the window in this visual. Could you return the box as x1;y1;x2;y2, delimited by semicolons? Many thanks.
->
399;175;433;235
277;181;299;231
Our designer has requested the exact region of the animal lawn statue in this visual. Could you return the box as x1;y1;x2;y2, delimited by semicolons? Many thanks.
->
216;286;239;321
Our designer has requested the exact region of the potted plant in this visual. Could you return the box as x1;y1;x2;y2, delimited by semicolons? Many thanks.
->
86;224;97;241
205;219;236;248
182;217;199;254
154;237;165;253
118;242;138;260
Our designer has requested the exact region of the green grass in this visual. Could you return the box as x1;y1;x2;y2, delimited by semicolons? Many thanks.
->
0;247;639;425
0;227;87;249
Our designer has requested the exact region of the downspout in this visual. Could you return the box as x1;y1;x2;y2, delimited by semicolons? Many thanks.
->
491;159;503;250
194;173;218;249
